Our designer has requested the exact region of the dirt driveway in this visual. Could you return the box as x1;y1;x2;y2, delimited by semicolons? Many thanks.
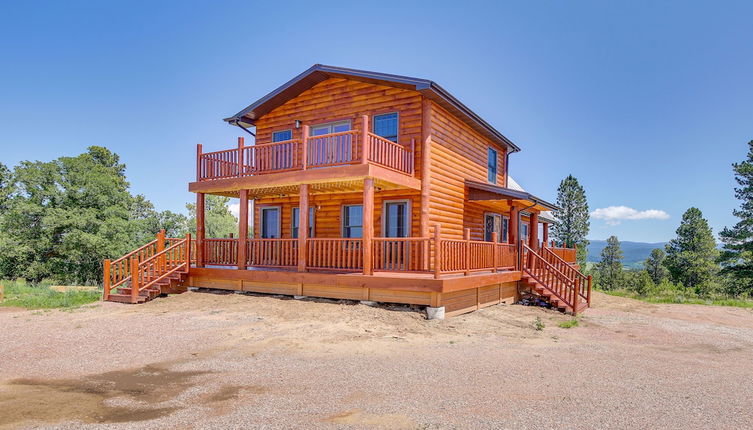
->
1;290;752;429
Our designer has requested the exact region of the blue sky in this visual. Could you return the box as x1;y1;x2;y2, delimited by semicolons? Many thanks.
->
1;0;751;243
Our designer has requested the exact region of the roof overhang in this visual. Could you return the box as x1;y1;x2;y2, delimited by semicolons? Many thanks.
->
466;180;560;212
224;64;521;153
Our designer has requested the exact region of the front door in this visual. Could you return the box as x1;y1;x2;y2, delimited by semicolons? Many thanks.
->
383;201;409;270
309;120;352;166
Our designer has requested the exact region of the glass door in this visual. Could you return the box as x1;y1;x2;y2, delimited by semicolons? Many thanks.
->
309;120;352;166
383;201;409;270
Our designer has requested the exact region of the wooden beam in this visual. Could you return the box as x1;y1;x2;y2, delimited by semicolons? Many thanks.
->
196;192;205;268
542;222;549;247
363;178;374;275
238;189;249;270
298;184;309;272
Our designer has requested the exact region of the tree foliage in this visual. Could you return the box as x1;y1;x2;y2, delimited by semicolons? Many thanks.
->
551;175;590;266
719;140;753;296
186;195;238;238
0;147;187;285
664;207;719;294
645;248;668;284
597;236;623;290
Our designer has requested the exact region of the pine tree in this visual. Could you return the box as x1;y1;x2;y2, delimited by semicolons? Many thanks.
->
551;175;590;266
597;236;623;290
719;140;753;296
664;207;719;294
645;248;667;284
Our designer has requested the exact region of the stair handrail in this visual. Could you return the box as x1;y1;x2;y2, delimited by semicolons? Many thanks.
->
542;247;591;305
522;244;578;310
103;238;160;300
542;247;586;281
132;236;190;300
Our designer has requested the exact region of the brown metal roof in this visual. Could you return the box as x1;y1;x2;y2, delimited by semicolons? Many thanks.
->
466;180;560;212
224;64;521;153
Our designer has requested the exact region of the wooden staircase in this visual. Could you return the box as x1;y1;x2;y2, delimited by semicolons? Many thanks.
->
103;231;192;304
520;244;592;315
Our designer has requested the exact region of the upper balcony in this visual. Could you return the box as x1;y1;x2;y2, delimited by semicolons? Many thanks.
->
193;115;417;194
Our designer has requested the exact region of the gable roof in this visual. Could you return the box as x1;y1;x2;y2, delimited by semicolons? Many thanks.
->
224;64;521;153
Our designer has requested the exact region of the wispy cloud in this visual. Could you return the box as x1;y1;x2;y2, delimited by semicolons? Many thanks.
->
590;206;669;225
228;203;239;218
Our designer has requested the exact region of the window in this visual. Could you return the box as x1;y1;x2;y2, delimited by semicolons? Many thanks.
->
487;147;498;184
260;207;280;238
373;112;398;143
342;205;363;238
502;217;509;242
383;200;409;238
521;223;529;244
310;120;351;136
484;213;509;242
291;207;315;238
272;129;292;142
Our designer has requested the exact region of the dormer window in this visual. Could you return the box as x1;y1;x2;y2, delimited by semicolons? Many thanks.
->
487;147;498;184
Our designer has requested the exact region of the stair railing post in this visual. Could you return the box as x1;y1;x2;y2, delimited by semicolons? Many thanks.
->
464;228;470;276
157;229;165;274
103;259;111;301
196;143;202;181
587;275;592;307
410;138;415;176
361;115;370;164
491;232;498;273
185;233;191;270
433;224;442;279
130;257;139;303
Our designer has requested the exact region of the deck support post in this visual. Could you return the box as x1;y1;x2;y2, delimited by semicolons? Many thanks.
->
103;259;111;301
542;222;549;248
363;178;374;275
509;202;519;245
196;192;205;268
157;229;165;273
130;257;139;303
530;212;539;252
433;224;442;279
491;232;498;273
301;125;309;170
298;183;309;272
185;233;191;270
238;189;249;270
361;115;370;164
464;228;471;276
237;137;244;175
587;275;592;307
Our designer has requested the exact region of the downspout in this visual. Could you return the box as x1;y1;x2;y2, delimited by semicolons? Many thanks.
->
230;118;256;137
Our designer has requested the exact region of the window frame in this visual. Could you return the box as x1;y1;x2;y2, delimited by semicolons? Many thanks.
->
272;129;293;143
382;199;411;238
310;120;351;136
259;206;281;239
372;112;399;143
341;204;364;238
487;146;498;184
291;206;315;239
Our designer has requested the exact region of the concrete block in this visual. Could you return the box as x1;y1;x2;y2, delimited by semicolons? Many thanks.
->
360;300;378;307
426;306;445;320
293;295;307;300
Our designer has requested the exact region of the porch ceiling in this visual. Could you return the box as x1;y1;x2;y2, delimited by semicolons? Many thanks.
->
204;178;408;199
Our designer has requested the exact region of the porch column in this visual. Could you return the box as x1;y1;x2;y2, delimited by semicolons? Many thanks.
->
196;192;205;267
508;202;519;245
238;189;249;270
361;115;370;164
363;178;374;275
542;222;549;247
298;184;309;272
529;211;539;251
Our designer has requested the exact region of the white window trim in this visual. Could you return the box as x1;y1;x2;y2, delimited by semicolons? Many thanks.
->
341;204;363;238
372;112;399;143
259;206;281;238
291;206;315;238
382;199;411;238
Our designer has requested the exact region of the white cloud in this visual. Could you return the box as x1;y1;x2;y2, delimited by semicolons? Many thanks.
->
590;206;670;225
228;203;240;218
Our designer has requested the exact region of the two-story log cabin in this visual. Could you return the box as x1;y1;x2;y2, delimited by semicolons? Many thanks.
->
102;65;591;319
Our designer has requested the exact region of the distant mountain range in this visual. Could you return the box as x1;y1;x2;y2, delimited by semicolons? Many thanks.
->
586;240;668;269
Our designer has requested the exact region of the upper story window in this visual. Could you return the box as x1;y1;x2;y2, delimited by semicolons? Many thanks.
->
342;204;363;238
373;112;398;142
272;129;292;142
487;147;498;184
311;120;351;136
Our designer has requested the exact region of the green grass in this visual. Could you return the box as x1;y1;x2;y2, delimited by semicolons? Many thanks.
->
602;289;753;309
0;279;101;309
558;319;579;328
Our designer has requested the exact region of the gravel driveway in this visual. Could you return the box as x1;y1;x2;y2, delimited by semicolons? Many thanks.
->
1;290;752;429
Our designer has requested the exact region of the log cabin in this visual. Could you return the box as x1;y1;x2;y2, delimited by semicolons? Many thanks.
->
102;64;590;319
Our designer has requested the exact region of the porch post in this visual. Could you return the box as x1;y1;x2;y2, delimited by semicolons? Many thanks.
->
237;137;245;176
363;178;374;275
301;125;309;170
542;222;549;248
238;189;249;270
361;115;370;164
196;192;205;268
509;202;519;245
420;98;433;271
529;211;539;252
298;184;309;272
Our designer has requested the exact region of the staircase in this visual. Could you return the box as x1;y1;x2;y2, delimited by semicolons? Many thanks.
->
520;244;591;315
103;231;192;304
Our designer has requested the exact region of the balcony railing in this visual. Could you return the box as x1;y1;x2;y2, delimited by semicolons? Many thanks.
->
196;116;415;181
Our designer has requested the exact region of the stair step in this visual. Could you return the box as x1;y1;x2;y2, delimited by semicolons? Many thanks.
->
107;294;148;304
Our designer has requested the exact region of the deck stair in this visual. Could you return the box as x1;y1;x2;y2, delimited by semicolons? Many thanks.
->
520;244;591;315
103;231;192;304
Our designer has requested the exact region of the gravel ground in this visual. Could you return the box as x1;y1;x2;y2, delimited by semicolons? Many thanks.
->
1;290;752;429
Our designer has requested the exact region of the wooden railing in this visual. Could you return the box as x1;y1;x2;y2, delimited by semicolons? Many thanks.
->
307;238;363;271
522;244;590;315
372;237;430;272
247;239;298;268
104;238;160;297
367;133;414;175
245;139;303;174
131;237;190;302
542;247;591;309
547;245;577;264
198;148;241;180
307;130;361;168
204;238;238;266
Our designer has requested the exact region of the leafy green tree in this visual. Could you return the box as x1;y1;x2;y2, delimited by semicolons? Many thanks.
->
597;236;623;290
645;248;668;284
719;140;753;296
186;195;238;238
551;175;590;266
664;207;719;294
633;270;655;296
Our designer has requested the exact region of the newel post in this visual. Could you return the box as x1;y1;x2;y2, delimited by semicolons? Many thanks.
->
410;138;416;176
103;259;111;301
361;115;369;164
185;233;191;269
433;224;442;279
196;143;203;181
196;192;205;268
237;137;245;176
491;232;498;273
362;178;374;275
464;228;471;276
238;189;249;270
301;124;309;170
587;275;592;307
156;229;166;272
130;257;139;303
298;184;309;272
